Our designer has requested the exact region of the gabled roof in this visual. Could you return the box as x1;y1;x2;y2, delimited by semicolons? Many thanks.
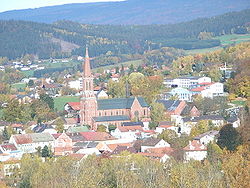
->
183;140;207;151
79;132;115;141
97;97;149;110
112;146;136;155
194;130;219;140
141;138;161;147
0;144;17;151
146;146;174;154
93;115;130;122
158;121;174;127
157;100;181;111
67;102;81;111
12;133;54;145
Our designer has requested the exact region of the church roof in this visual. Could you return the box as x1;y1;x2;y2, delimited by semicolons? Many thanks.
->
93;115;130;122
97;97;148;110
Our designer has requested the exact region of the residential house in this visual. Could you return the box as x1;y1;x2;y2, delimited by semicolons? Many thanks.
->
140;138;170;152
155;121;179;134
11;123;25;134
138;152;170;163
227;116;240;128
9;133;55;153
183;140;207;161
53;133;73;156
0;144;23;162
194;130;219;145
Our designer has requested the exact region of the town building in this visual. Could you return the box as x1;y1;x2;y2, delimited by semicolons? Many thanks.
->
183;140;207;161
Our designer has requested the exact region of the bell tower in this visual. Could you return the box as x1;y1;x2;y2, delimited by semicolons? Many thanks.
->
80;47;97;128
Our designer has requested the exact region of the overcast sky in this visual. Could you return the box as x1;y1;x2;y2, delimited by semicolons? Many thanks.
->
0;0;124;13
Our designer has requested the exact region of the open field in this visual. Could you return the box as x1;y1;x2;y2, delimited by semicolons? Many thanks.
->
231;100;247;106
185;34;250;54
11;82;26;90
54;96;80;111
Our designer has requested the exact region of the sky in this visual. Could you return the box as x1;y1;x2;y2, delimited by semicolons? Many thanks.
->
0;0;124;13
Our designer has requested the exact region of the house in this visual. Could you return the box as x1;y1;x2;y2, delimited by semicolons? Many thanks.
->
9;133;55;153
111;125;144;140
194;130;219;145
73;141;99;154
180;104;200;117
164;76;211;89
155;121;179;134
111;145;137;155
169;87;192;102
0;144;23;162
227;116;240;128
180;115;225;135
10;123;25;134
95;89;108;99
53;133;73;156
68;78;82;90
183;140;207;161
79;132;116;142
157;100;186;116
140;138;170;152
190;82;224;98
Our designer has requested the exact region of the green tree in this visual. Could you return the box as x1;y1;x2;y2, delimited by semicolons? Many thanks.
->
27;80;34;87
55;118;65;133
97;125;107;132
41;145;51;158
207;142;223;164
150;102;166;123
217;124;242;151
2;126;10;140
40;93;54;110
157;129;178;143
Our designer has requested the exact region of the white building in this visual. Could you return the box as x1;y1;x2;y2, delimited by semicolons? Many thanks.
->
141;138;170;152
194;130;219;145
164;76;211;89
191;82;224;98
68;78;82;90
183;140;207;161
170;87;192;101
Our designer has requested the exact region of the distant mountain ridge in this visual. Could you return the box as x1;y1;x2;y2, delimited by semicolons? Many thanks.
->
0;0;250;25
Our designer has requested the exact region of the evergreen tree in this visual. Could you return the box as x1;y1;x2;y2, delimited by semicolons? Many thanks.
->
41;145;51;158
2;126;10;140
217;124;242;151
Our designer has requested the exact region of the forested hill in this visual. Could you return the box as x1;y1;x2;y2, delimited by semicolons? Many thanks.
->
0;0;249;24
0;9;250;59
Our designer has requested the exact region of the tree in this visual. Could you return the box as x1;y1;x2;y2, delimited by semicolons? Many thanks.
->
150;102;166;123
190;120;210;137
27;80;34;87
157;129;178;143
41;145;51;158
2;126;10;140
217;124;242;151
207;142;223;164
55;118;65;133
97;125;107;132
39;94;54;110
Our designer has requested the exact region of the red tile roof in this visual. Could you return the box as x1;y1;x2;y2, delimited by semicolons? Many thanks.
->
1;144;17;151
13;134;32;145
67;102;80;111
183;140;207;151
191;83;213;92
80;132;115;141
146;147;174;154
11;123;24;128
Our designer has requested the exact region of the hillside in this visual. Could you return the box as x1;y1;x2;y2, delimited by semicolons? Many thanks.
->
0;9;250;60
0;0;249;25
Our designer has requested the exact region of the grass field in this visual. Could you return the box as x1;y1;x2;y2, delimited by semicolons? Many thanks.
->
54;96;80;111
185;34;250;55
11;82;26;90
231;100;246;106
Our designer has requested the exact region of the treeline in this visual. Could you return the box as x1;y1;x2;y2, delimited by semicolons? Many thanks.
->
0;9;249;59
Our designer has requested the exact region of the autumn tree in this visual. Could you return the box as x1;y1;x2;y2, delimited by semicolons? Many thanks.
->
150;102;166;123
55;118;65;133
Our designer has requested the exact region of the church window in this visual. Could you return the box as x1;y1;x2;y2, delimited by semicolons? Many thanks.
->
144;109;146;116
111;111;113;116
116;111;118;115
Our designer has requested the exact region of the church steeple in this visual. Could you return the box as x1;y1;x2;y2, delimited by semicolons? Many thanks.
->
80;47;97;129
83;46;91;77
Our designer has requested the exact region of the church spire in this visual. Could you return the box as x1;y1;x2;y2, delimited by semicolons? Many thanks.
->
83;46;91;77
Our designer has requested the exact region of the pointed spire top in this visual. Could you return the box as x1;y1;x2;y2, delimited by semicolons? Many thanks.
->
85;45;89;58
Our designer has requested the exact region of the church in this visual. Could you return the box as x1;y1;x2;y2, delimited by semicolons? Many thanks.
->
64;48;151;130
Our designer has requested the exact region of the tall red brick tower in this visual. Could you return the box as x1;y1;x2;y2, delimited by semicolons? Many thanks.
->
80;47;97;128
